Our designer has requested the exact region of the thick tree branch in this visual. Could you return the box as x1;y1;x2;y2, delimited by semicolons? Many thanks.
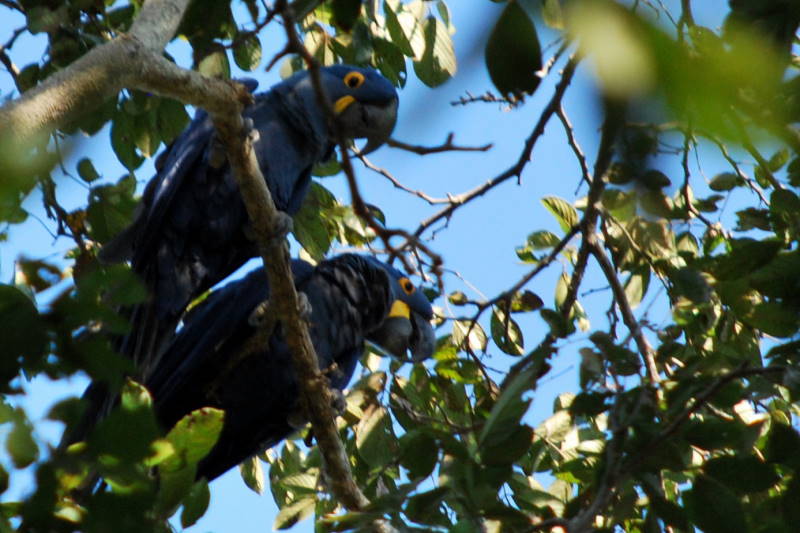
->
266;0;390;518
0;0;192;144
209;110;370;509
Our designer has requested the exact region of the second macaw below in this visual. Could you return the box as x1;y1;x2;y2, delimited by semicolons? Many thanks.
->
145;253;435;481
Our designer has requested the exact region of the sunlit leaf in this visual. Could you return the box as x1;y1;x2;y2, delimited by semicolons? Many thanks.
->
239;455;264;494
541;196;578;233
274;497;315;530
451;320;488;352
413;16;456;87
233;32;262;71
490;307;524;355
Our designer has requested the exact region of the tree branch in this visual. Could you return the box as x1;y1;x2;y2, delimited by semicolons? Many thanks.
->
588;239;658;383
387;134;492;155
500;98;623;391
0;0;192;144
411;55;580;241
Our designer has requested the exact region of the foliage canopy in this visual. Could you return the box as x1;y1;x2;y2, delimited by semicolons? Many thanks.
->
2;0;800;531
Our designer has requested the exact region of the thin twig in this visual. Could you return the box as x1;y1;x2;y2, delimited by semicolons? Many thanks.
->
588;239;658;383
412;55;581;242
556;104;591;189
387;133;492;155
357;155;449;205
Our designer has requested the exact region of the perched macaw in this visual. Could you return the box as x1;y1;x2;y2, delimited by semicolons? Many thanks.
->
145;254;434;481
101;65;399;374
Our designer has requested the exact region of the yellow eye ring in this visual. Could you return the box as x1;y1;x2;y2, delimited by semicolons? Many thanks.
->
343;71;365;89
399;277;415;295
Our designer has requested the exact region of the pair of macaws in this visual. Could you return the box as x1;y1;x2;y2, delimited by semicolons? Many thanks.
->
71;65;435;481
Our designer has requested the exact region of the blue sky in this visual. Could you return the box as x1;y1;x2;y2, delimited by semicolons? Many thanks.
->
0;1;735;531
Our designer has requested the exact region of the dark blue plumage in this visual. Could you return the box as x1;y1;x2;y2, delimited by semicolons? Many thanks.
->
99;66;399;374
145;254;434;481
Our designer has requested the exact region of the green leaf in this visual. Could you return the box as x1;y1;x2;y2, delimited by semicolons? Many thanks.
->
735;207;771;231
714;238;782;281
669;268;710;303
479;365;534;452
704;455;779;494
233;32;262;71
765;422;800;467
451;320;488;352
541;196;578;233
413;16;456;87
0;284;46;379
292;183;337;261
448;291;468;305
180;479;210;528
541;0;564;29
640;169;671;190
509;290;543;312
274;497;315;530
744;301;800;338
77;158;100;183
331;0;361;31
197;45;230;79
709;172;742;191
526;230;561;250
601;189;636;220
481;424;533;466
120;379;152;411
162;407;225;472
156;98;190;144
490;307;524;355
133;109;160;157
239;455;264;494
355;406;396;468
685;475;746;533
623;269;649;309
111;109;144;170
399;430;438;479
384;1;415;57
404;487;449;526
485;0;542;97
157;463;196;518
783;474;800;523
6;415;38;468
86;175;138;244
768;147;790;171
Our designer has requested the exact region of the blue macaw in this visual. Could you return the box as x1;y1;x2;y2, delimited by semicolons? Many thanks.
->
100;65;399;375
144;254;434;481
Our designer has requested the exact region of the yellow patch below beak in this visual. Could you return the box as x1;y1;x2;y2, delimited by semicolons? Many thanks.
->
334;95;356;114
388;300;410;319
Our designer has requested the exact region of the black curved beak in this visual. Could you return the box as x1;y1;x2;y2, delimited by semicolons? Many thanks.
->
368;307;434;362
356;98;399;156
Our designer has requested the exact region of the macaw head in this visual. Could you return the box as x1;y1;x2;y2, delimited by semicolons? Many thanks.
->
361;256;435;362
280;65;399;155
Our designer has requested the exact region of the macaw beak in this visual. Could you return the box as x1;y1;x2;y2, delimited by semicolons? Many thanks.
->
358;97;398;155
408;311;435;362
334;96;398;156
368;304;435;362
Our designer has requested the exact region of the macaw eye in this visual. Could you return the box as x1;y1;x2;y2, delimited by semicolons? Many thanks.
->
343;71;365;89
399;277;416;295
